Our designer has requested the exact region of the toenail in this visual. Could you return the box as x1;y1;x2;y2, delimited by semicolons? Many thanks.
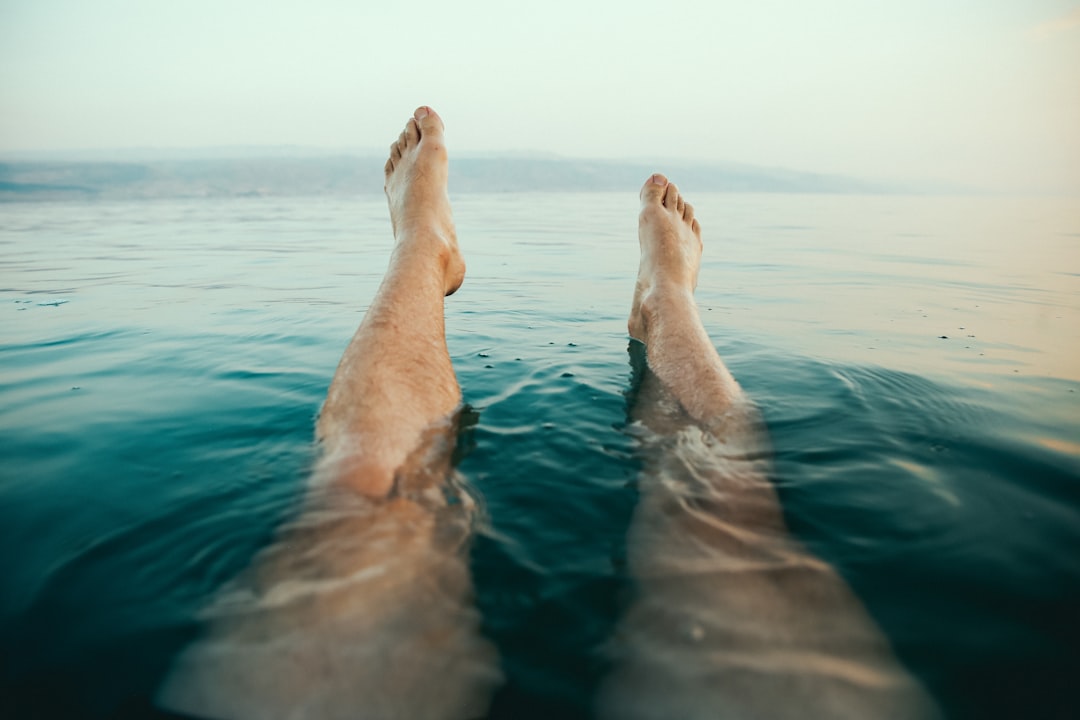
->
651;174;667;185
415;106;430;120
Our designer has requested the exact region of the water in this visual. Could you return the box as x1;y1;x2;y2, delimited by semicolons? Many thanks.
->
1;192;1078;719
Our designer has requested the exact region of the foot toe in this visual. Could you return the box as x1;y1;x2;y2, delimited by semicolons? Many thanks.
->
390;142;402;163
405;117;420;146
640;173;668;204
683;201;694;222
664;183;681;211
691;218;701;235
414;106;445;140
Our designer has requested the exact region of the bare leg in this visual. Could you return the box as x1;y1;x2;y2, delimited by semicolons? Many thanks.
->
599;175;939;720
317;105;466;498
157;108;500;720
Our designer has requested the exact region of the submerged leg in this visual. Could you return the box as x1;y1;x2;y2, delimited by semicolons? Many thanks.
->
600;175;939;720
157;107;500;720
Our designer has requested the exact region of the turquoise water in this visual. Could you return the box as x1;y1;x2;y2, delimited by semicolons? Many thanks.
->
2;193;1079;718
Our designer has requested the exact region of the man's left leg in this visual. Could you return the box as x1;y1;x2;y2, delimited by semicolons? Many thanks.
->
157;107;500;720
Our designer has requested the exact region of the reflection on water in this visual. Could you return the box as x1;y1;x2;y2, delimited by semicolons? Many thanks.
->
1;194;1078;719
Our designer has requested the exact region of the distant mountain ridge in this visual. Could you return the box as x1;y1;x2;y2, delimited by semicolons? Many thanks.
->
0;155;902;201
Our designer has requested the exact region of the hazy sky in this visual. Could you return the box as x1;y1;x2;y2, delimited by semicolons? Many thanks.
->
2;0;1078;192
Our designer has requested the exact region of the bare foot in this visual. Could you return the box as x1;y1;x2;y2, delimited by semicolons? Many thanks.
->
384;106;465;295
628;173;703;342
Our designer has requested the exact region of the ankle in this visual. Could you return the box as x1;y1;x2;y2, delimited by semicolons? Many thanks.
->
644;281;696;314
391;226;464;296
635;284;696;338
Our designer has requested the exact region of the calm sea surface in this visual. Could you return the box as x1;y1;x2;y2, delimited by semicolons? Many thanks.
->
2;193;1078;718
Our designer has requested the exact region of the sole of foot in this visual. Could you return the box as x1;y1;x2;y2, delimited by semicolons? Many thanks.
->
629;173;703;342
384;106;466;296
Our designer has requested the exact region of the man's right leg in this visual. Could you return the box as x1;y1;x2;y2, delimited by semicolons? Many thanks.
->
600;175;939;720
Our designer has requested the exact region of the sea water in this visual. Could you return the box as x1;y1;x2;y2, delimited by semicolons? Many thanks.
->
1;192;1078;719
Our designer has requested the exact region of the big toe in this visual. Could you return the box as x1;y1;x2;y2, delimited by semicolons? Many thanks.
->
640;173;668;205
414;106;445;141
